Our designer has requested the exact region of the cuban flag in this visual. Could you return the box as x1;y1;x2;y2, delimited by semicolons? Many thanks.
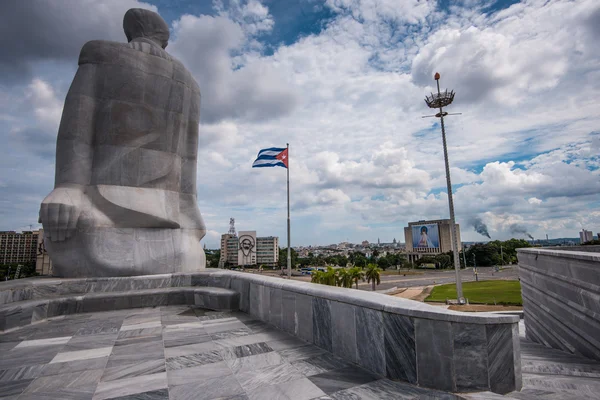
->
252;147;289;169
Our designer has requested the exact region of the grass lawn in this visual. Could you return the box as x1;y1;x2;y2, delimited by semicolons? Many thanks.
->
425;280;522;305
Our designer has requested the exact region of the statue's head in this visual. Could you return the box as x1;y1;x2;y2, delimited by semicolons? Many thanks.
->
123;8;170;49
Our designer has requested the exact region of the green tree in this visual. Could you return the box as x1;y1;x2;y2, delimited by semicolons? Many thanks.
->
365;263;382;291
278;248;299;269
311;270;324;284
335;268;353;288
348;266;365;289
377;256;390;271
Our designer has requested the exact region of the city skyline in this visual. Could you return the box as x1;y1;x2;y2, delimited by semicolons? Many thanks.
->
0;0;599;249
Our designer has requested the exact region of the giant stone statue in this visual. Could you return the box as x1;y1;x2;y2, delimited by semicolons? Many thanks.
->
38;8;206;277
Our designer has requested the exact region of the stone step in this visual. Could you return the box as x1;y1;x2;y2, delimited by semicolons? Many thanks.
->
0;286;239;333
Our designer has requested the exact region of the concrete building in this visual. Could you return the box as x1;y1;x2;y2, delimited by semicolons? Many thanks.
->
404;219;461;262
580;229;594;244
0;231;39;265
256;236;279;266
220;234;239;266
220;232;279;267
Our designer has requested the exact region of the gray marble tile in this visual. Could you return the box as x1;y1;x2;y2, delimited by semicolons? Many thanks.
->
166;350;224;370
453;323;488;391
258;285;271;322
248;377;326;400
63;334;118;352
0;344;63;370
312;297;332;352
106;344;164;368
0;378;35;398
512;322;522;391
269;288;283;328
267;337;308;351
167;361;232;387
226;351;284;374
163;332;211;348
222;342;274;360
113;333;163;347
295;293;313;343
249;283;260;318
0;364;45;382
3;304;34;331
415;318;454;392
230;279;250;313
14;386;96;400
281;290;296;334
202;319;246;334
487;324;516;394
74;320;121;337
168;374;244;400
383;313;416;383
210;327;252;340
116;327;162;339
308;365;379;395
291;353;351;377
163;341;217;358
31;302;48;324
279;344;328;362
235;362;304;392
100;359;165;382
51;346;113;364
330;301;357;364
328;378;445;400
213;331;290;349
15;336;72;348
355;307;385;376
107;388;169;399
92;372;167;400
243;319;271;334
41;357;109;377
24;369;103;393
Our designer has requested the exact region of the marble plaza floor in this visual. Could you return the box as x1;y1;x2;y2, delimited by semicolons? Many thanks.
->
0;305;459;400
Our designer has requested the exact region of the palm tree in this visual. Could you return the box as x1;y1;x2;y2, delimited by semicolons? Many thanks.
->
311;270;324;284
336;268;353;288
323;266;338;286
365;263;382;291
348;267;365;289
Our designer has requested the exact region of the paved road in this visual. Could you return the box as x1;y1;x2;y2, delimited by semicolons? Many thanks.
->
360;266;520;291
259;266;520;292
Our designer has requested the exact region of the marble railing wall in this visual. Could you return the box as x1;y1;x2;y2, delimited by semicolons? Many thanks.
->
0;270;521;394
210;270;522;394
518;248;600;361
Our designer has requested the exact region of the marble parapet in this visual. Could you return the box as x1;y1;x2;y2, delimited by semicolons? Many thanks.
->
0;269;521;394
0;286;238;332
518;247;600;361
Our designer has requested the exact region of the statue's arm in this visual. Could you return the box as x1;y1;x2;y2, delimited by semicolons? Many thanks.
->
39;43;99;241
182;86;200;195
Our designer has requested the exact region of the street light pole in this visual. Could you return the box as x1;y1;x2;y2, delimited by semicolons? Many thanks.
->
424;72;464;302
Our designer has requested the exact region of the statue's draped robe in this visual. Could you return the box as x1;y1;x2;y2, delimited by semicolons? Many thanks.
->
45;37;206;277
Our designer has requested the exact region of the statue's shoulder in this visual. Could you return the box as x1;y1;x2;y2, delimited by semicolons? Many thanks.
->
171;56;200;94
78;40;128;65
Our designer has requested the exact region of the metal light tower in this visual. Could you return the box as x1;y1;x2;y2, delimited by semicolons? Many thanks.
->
423;72;464;302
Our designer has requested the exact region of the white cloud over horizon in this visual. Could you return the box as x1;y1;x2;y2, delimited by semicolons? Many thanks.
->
0;0;599;247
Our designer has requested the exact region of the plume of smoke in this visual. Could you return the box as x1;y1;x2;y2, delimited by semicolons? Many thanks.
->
468;216;491;239
510;223;534;240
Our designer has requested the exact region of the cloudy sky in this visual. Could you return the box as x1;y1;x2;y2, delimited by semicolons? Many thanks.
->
1;0;599;248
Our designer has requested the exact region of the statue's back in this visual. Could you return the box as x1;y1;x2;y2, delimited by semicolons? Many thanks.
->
39;8;206;277
72;39;200;192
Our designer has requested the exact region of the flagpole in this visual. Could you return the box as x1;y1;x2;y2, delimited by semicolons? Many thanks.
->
286;143;291;279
